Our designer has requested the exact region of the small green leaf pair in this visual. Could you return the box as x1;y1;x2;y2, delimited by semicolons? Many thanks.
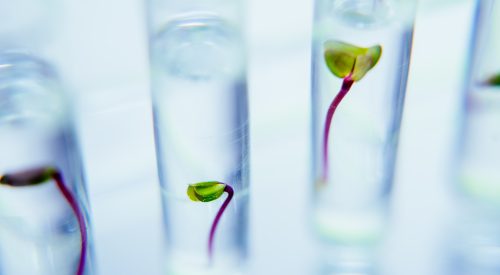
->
487;73;500;86
187;181;226;202
324;40;382;81
0;167;56;187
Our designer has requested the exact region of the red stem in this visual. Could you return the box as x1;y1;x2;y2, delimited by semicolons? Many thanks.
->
52;172;87;275
208;185;234;261
322;78;355;182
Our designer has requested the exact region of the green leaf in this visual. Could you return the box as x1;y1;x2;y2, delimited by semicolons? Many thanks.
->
487;73;500;86
324;40;382;81
324;41;362;79
187;181;226;202
0;167;55;187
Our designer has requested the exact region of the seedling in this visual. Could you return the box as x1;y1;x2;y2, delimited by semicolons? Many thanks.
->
487;73;500;86
0;167;87;275
187;181;234;261
321;40;382;184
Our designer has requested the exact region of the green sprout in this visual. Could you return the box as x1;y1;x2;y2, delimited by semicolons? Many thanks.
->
187;181;226;202
487;73;500;86
320;40;382;185
187;181;234;261
0;167;87;275
324;40;382;81
0;167;55;186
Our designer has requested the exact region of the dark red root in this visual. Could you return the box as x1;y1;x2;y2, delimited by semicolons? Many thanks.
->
322;78;355;183
53;172;87;275
208;185;234;261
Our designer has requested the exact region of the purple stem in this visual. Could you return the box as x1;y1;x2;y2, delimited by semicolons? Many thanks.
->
322;77;355;182
52;172;87;275
208;185;234;261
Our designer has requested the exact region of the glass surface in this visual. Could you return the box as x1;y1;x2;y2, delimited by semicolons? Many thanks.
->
147;2;249;273
311;0;416;245
457;0;500;206
0;53;93;275
448;208;500;275
451;1;500;274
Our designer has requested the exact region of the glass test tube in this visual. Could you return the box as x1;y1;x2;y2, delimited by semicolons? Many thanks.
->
311;0;416;245
0;52;92;275
146;0;249;273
